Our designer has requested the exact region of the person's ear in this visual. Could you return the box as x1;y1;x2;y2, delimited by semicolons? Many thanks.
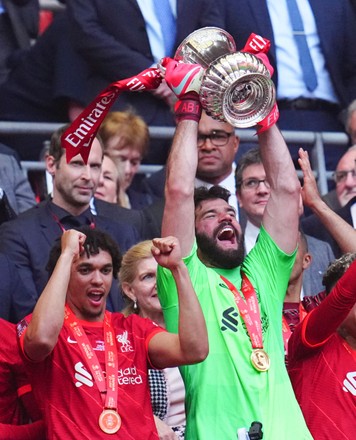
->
121;282;136;302
236;190;244;208
302;252;312;270
46;155;57;177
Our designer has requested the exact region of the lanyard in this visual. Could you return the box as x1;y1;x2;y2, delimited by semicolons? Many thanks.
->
220;273;263;349
282;303;308;355
64;306;118;410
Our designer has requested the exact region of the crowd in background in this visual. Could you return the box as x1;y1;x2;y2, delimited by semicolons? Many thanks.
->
1;0;356;439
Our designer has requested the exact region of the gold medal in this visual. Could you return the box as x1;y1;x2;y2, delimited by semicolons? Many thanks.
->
99;409;121;434
250;348;270;372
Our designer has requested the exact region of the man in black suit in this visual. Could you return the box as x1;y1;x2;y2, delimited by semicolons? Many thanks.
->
0;253;35;323
0;0;38;84
66;0;224;164
0;125;140;314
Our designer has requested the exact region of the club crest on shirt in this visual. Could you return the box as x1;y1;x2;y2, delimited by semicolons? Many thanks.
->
116;331;134;352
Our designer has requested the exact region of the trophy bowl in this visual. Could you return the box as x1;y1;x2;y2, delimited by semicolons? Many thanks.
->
199;52;276;127
174;27;276;128
174;27;236;68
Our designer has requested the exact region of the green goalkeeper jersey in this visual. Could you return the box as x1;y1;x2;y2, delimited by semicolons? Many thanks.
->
157;226;312;440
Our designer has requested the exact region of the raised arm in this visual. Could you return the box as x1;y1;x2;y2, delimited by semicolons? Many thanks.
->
24;230;86;362
162;120;198;256
160;60;204;256
299;148;356;253
289;259;356;360
259;124;301;254
148;236;208;368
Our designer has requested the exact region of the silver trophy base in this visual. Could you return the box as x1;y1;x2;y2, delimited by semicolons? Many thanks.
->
200;52;276;127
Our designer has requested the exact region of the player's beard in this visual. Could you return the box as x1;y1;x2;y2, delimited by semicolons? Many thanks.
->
196;229;245;269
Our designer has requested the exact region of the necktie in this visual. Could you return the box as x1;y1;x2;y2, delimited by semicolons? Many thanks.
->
153;0;176;57
286;0;318;92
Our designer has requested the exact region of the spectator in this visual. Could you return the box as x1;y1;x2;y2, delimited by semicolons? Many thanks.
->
0;12;90;160
0;253;35;323
299;149;356;254
282;230;327;365
218;0;356;170
92;153;165;241
288;253;356;439
0;124;140;314
120;240;186;439
0;144;36;214
236;147;335;296
99;111;157;209
345;99;356;145
17;228;207;438
156;57;312;438
147;110;241;213
66;0;224;164
94;154;121;205
302;147;356;256
323;146;356;211
0;0;39;84
0;318;45;439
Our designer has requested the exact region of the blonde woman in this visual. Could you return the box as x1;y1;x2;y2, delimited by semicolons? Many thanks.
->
120;241;186;440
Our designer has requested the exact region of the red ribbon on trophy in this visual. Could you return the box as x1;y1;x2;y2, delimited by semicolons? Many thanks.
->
61;68;162;164
241;33;279;134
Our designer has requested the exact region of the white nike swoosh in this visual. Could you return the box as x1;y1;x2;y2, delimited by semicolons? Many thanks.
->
67;336;78;344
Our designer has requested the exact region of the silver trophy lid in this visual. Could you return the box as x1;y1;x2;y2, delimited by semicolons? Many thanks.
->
174;27;237;68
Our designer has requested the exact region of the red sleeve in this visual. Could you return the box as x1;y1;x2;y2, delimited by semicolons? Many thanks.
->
143;319;166;369
289;259;356;360
304;259;356;346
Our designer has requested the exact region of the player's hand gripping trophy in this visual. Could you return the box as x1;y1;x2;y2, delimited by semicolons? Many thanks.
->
159;27;278;132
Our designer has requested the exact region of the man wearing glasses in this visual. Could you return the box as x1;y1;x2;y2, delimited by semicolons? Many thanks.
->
302;146;356;256
195;110;240;213
147;110;241;213
236;148;334;297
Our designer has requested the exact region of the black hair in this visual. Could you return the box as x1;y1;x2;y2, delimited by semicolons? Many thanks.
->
46;226;122;278
322;252;356;294
194;185;231;208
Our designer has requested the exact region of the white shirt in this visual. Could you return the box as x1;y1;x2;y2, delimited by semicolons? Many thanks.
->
266;0;338;103
350;202;356;228
136;0;177;64
244;220;260;254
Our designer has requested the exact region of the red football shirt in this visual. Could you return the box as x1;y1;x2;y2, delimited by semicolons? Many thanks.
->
18;312;164;439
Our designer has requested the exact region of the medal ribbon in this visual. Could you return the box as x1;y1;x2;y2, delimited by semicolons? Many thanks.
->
61;68;162;164
282;303;307;355
64;306;118;410
220;274;263;349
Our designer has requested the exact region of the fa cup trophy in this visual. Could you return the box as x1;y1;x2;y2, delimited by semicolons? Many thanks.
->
172;27;276;128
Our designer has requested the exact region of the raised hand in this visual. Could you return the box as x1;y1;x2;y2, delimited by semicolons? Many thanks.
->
151;236;182;270
61;229;87;262
159;57;204;98
298;148;322;209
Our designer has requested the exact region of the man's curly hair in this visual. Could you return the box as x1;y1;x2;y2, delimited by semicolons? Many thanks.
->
322;252;356;293
194;185;231;208
46;226;122;278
